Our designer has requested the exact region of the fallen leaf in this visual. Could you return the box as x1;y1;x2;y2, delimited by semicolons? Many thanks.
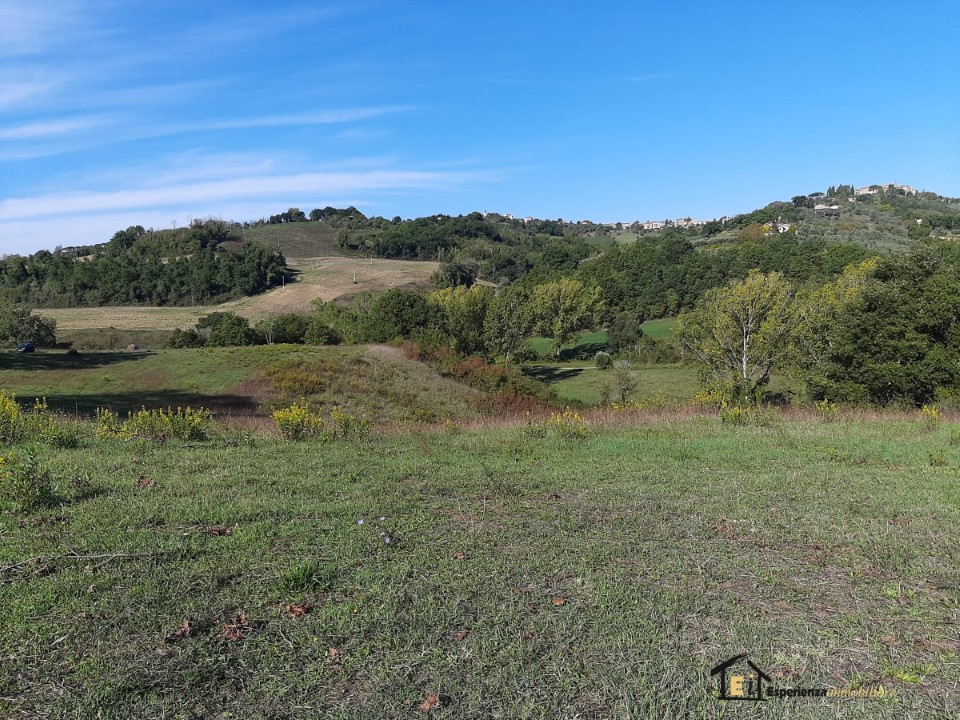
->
165;619;193;643
525;602;538;611
522;629;535;640
135;475;156;487
207;525;233;536
285;602;311;618
222;612;249;641
547;493;561;500
452;629;469;641
418;693;442;712
453;551;466;560
552;596;567;606
327;647;342;662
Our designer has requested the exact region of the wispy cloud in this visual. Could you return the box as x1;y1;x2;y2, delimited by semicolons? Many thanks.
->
0;168;497;222
0;116;107;140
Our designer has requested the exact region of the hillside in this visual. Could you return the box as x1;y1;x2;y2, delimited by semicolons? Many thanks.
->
0;344;484;422
39;257;439;333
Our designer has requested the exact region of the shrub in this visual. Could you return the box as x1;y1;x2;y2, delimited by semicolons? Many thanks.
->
272;401;323;441
921;404;941;431
168;328;206;348
0;389;24;444
814;399;839;422
0;450;56;510
272;402;371;441
329;408;371;440
96;406;213;441
719;403;751;426
594;351;613;370
45;423;84;449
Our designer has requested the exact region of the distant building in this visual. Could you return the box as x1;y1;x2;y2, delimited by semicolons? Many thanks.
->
855;183;918;196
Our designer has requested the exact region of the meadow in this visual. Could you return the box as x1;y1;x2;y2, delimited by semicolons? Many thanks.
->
0;345;483;423
38;257;439;335
1;413;958;718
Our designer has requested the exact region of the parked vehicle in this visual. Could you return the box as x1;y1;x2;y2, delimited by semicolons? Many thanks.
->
15;342;35;353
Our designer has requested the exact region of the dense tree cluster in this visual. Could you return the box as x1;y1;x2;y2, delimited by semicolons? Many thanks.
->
0;233;287;307
677;241;960;407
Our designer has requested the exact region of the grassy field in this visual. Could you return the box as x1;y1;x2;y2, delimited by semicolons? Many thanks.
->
38;258;440;333
2;416;958;718
0;345;483;423
527;363;700;406
640;318;677;339
527;332;608;361
230;222;351;258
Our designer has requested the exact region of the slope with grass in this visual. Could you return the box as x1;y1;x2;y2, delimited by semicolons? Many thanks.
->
1;416;958;717
0;344;482;422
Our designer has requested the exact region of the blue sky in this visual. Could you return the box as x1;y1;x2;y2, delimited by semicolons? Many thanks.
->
1;0;958;255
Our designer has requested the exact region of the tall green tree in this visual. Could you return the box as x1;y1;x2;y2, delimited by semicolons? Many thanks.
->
676;270;794;402
530;278;603;358
0;305;57;347
484;287;533;364
430;285;493;355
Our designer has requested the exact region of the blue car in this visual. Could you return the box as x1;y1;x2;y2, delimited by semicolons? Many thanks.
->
15;342;35;353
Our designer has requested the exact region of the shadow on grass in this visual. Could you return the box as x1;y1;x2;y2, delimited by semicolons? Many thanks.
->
39;390;259;417
522;366;586;384
0;350;152;372
535;343;607;362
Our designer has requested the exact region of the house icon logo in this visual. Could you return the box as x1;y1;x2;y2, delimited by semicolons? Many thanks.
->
711;654;772;701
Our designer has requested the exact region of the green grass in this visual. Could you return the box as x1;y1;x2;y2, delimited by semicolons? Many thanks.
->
529;363;701;406
2;417;958;717
231;222;351;258
0;346;484;423
527;331;608;360
641;317;678;339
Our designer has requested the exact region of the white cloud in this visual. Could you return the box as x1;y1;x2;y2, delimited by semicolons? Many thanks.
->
0;116;107;140
0;170;488;222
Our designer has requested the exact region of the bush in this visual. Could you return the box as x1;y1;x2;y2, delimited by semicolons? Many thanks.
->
594;351;613;370
272;401;322;441
0;389;24;444
0;450;56;510
45;422;84;449
96;406;213;441
168;328;206;348
272;402;371;441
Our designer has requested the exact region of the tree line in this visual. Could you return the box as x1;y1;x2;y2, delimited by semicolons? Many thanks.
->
0;232;287;307
676;240;960;407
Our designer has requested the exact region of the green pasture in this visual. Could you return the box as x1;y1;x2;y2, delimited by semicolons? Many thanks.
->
2;417;957;717
0;346;483;423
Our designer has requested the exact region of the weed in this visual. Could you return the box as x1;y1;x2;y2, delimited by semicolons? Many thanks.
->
279;560;334;593
523;409;590;440
96;406;213;441
928;449;949;467
272;400;322;441
272;402;370;441
718;403;751;426
815;399;839;422
45;422;85;449
0;449;57;510
921;404;942;431
329;408;372;440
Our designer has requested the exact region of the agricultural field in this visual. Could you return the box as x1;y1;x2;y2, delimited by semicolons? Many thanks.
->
1;415;958;717
38;257;440;332
0;345;482;423
230;222;350;258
